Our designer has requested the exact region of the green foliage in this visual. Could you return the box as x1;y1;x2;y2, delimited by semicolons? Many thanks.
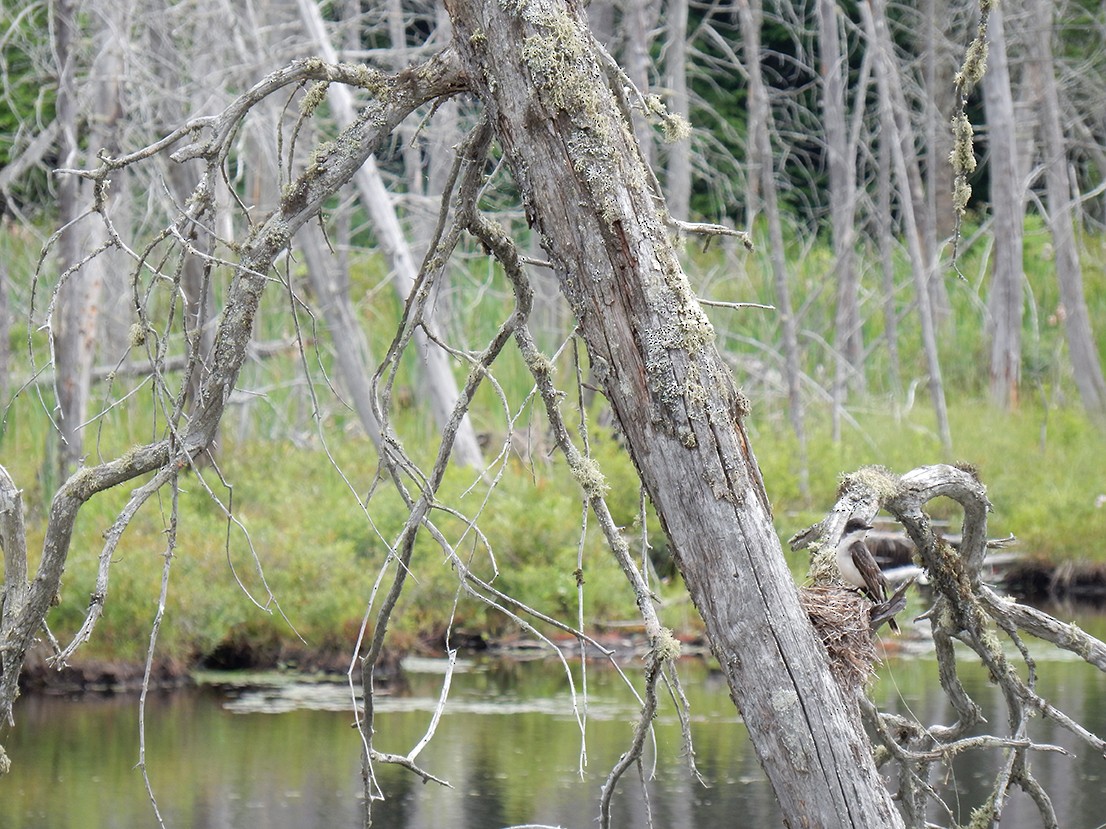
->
753;400;1106;567
0;5;54;210
5;217;1106;667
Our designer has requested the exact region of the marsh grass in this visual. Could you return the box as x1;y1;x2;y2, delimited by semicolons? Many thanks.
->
3;227;1106;664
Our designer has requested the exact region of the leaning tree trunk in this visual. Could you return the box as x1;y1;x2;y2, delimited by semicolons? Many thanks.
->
297;223;385;447
981;3;1025;410
736;0;809;498
447;0;903;825
863;0;951;454
296;0;486;468
818;0;862;441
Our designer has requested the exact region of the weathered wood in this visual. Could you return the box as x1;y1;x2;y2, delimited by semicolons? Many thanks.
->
446;1;902;825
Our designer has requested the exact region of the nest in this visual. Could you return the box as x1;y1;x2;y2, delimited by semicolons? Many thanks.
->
799;585;878;695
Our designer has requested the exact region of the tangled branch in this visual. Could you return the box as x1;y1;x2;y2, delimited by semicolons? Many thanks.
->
794;463;1106;829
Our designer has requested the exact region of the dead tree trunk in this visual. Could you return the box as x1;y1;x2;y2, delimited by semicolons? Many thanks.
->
982;3;1025;410
736;0;809;497
446;0;903;825
623;0;656;169
664;0;692;221
51;0;98;475
862;0;951;454
818;0;862;440
1028;0;1106;417
296;0;485;468
297;223;385;447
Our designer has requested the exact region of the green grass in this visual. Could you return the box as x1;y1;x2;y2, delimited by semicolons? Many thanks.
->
4;223;1106;666
6;392;1104;667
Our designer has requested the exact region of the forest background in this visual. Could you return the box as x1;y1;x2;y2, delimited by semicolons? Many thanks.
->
1;0;1105;670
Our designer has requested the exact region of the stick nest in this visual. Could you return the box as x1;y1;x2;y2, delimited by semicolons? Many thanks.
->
799;586;878;695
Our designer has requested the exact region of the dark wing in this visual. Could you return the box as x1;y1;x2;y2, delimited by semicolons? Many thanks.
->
870;577;913;634
848;540;889;603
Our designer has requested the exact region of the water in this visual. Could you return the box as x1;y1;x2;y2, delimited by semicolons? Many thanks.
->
2;650;1105;828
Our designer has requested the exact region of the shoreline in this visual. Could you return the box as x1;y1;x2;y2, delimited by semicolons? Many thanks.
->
16;628;712;696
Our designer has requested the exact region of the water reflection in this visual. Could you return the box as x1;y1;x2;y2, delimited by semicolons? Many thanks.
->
2;652;1104;828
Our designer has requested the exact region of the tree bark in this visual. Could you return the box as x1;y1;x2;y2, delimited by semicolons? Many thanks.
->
1029;0;1106;416
981;3;1025;410
446;1;902;825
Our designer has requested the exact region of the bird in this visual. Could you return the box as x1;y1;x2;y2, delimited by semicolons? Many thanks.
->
835;517;900;634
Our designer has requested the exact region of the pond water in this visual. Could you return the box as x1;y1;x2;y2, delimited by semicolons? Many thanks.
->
3;643;1105;829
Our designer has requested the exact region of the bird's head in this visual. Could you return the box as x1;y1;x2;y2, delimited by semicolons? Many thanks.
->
841;517;873;542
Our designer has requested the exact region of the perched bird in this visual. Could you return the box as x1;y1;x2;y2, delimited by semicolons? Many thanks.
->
835;517;900;634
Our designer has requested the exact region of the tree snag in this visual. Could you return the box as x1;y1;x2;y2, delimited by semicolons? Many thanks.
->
445;1;901;825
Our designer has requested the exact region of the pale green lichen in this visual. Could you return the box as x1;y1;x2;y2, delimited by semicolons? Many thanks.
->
683;370;708;418
340;62;388;95
570;454;609;499
807;542;839;585
965;796;998;829
526;351;554;378
952;180;973;214
309;140;337;170
661;112;692;144
950;114;977;175
652;627;682;661
643;93;691;143
771;688;799;713
955;37;989;91
300;81;329;117
566;131;622;227
517;3;653;232
128;323;146;347
519;8;597;116
838;465;903;501
119;444;142;468
66;465;98;498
